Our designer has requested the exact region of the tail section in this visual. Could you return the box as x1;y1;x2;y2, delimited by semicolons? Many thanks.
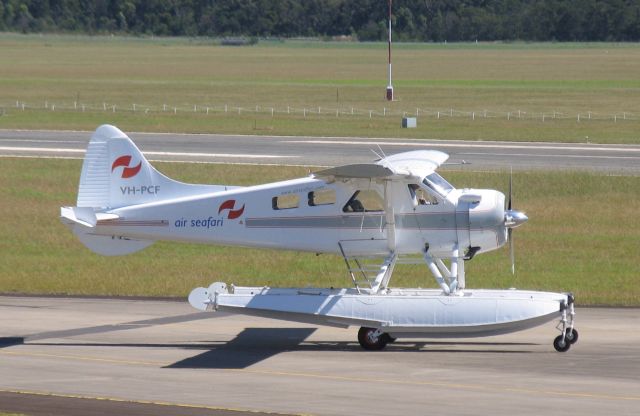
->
62;124;231;256
78;124;172;209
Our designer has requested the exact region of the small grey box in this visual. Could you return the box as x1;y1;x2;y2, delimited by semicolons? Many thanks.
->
402;117;417;128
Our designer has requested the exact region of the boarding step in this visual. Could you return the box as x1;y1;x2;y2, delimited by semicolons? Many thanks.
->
338;241;397;293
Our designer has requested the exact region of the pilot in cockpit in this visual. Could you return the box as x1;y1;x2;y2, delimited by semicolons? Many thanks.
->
408;184;436;206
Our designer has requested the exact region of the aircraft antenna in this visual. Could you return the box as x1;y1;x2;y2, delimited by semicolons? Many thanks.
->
370;149;383;160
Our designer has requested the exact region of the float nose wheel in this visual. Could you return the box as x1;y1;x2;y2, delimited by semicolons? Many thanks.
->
553;334;571;352
554;295;578;352
358;327;390;351
564;328;579;344
553;329;578;352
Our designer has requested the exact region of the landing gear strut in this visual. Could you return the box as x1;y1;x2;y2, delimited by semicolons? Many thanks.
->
358;327;391;351
553;294;578;352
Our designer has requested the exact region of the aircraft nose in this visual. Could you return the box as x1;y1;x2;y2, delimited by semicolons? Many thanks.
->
505;210;528;228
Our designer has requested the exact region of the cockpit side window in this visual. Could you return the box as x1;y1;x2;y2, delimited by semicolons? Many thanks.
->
408;184;439;205
423;173;454;197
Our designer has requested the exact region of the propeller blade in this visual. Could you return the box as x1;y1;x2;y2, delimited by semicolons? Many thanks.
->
508;166;513;211
509;228;515;275
505;167;523;275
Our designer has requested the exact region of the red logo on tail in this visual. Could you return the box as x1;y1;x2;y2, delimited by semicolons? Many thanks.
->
218;199;245;220
112;155;142;179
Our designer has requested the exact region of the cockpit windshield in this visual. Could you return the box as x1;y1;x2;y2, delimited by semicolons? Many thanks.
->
423;173;454;197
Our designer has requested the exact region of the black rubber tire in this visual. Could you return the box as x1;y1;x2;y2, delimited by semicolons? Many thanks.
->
553;335;571;352
565;328;579;345
357;327;389;351
384;334;397;343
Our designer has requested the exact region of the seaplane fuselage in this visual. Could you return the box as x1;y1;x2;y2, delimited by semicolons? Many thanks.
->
96;175;508;259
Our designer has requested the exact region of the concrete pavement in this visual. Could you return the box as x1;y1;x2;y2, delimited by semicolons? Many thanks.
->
1;296;639;416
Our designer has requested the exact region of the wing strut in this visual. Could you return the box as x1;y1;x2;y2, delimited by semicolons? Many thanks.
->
423;244;466;296
383;179;396;252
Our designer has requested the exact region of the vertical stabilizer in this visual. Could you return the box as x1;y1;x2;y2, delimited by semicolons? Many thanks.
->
77;124;226;210
78;124;161;209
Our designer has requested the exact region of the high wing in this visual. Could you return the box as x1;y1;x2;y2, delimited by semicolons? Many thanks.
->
314;150;449;180
313;163;395;179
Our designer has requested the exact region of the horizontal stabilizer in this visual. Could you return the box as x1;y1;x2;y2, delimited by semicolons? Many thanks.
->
60;206;96;228
61;206;152;256
60;207;119;228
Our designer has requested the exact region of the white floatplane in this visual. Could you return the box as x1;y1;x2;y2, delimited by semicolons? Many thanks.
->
61;125;577;352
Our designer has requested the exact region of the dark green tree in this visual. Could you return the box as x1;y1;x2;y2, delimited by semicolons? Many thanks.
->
0;0;638;41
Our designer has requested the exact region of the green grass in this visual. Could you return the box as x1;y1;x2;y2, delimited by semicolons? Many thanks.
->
2;110;637;143
0;34;639;143
0;157;638;306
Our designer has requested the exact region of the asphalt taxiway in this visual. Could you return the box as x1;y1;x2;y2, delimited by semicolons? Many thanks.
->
1;129;639;173
1;296;638;415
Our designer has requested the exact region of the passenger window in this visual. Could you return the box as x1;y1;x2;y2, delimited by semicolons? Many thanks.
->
308;189;336;206
342;190;384;212
408;184;439;206
272;194;299;210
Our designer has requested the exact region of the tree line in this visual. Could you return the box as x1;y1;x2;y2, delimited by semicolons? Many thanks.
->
1;0;639;42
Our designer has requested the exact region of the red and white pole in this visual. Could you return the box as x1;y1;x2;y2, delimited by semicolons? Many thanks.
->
386;0;394;101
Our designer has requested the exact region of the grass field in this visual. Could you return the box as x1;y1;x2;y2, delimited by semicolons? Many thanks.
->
0;157;638;306
0;34;638;306
1;34;639;143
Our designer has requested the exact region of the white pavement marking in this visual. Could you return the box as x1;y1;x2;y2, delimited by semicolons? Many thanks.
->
0;147;296;159
0;154;317;167
0;139;85;144
458;152;640;161
145;151;296;159
282;140;640;153
0;147;84;153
